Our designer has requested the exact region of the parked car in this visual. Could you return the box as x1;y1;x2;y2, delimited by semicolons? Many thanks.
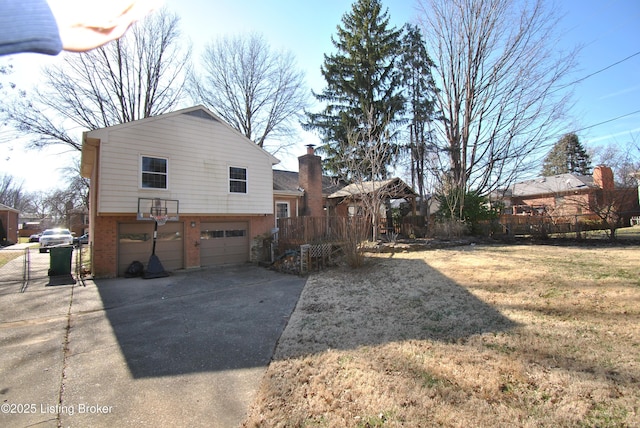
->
29;233;42;242
73;233;89;246
39;228;74;253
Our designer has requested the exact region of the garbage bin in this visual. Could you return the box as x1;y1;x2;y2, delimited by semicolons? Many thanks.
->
49;245;73;276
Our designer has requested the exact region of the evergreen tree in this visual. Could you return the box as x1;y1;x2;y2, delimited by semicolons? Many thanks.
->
400;24;437;212
541;133;592;176
304;0;405;180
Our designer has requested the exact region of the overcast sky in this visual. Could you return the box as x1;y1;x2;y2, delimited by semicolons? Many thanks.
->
1;0;638;192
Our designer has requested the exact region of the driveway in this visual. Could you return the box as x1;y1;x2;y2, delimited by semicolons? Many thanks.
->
0;250;306;427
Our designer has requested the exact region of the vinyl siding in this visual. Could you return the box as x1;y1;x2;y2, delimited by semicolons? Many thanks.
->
89;110;275;215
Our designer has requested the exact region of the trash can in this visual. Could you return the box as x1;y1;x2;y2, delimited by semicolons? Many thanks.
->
49;245;73;276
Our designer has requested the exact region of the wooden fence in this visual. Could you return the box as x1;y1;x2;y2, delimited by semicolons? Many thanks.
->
276;215;427;249
277;212;631;248
276;216;363;249
486;213;611;237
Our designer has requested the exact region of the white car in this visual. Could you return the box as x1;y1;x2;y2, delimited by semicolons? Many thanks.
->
39;228;74;253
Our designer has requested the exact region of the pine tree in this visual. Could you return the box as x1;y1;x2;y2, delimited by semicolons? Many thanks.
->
541;133;592;176
304;0;405;180
400;24;437;212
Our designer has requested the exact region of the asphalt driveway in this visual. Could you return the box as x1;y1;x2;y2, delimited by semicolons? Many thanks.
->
0;250;306;427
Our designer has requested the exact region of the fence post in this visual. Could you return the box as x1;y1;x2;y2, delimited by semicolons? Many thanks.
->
20;247;30;293
300;244;310;275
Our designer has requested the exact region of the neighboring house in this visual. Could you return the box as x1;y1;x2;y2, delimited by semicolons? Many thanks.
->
81;106;279;277
497;166;639;221
0;203;19;246
67;207;89;237
17;213;45;239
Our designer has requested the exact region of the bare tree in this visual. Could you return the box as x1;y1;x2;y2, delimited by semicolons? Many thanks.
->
592;136;640;187
417;0;577;216
61;159;90;210
0;174;28;210
338;109;413;243
189;33;310;154
2;7;191;152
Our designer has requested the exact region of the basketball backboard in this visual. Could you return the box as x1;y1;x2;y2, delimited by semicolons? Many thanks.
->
137;198;179;222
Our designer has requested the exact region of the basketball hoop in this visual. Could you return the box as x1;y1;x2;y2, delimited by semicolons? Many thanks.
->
151;213;168;226
150;199;168;226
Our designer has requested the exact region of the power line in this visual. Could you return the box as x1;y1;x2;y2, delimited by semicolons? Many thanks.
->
554;50;640;93
572;109;640;134
531;109;640;154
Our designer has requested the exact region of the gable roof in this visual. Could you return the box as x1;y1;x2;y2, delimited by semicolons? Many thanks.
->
81;105;280;176
272;170;344;195
510;173;594;197
328;177;417;200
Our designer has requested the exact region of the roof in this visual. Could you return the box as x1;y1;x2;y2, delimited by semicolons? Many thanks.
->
328;177;417;199
272;170;344;195
0;203;19;213
510;173;594;197
82;105;280;177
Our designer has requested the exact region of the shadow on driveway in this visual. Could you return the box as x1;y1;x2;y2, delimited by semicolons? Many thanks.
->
94;264;307;378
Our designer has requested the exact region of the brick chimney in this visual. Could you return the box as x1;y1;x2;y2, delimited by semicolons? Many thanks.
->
593;165;614;191
298;145;323;217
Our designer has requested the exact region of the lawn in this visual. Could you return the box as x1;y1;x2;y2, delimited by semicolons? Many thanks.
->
0;248;27;268
243;243;640;427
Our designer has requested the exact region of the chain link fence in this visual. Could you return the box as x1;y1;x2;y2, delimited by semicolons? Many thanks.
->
0;244;90;292
0;247;30;292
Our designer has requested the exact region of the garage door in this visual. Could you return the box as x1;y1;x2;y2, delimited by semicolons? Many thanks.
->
118;222;184;276
200;222;249;266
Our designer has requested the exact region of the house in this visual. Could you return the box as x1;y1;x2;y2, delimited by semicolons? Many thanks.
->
327;177;418;217
497;165;639;222
0;203;19;246
273;146;417;221
66;207;89;238
80;106;279;277
272;145;344;222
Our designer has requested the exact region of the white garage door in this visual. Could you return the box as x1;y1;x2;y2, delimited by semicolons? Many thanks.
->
200;222;249;266
118;222;184;276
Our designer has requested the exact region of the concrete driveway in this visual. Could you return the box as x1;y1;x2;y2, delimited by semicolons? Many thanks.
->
0;249;306;427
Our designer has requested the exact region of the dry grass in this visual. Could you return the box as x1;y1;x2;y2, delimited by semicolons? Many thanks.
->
243;243;640;427
0;249;25;268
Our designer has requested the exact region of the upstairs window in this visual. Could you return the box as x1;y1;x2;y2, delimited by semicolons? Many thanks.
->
141;156;168;189
229;166;247;193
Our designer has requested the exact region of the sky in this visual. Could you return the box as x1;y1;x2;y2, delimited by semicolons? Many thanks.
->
1;0;639;192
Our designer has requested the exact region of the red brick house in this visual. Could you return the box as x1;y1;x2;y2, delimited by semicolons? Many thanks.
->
0;203;19;246
497;166;640;223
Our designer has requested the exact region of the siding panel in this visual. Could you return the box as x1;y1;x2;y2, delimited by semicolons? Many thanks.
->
91;111;275;216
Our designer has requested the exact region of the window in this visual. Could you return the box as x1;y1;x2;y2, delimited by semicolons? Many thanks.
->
229;166;247;193
200;230;224;240
276;202;290;219
226;229;246;238
141;156;168;189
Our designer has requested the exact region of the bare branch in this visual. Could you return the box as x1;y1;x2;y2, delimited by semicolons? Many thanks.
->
418;0;578;200
2;7;191;152
189;33;310;153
